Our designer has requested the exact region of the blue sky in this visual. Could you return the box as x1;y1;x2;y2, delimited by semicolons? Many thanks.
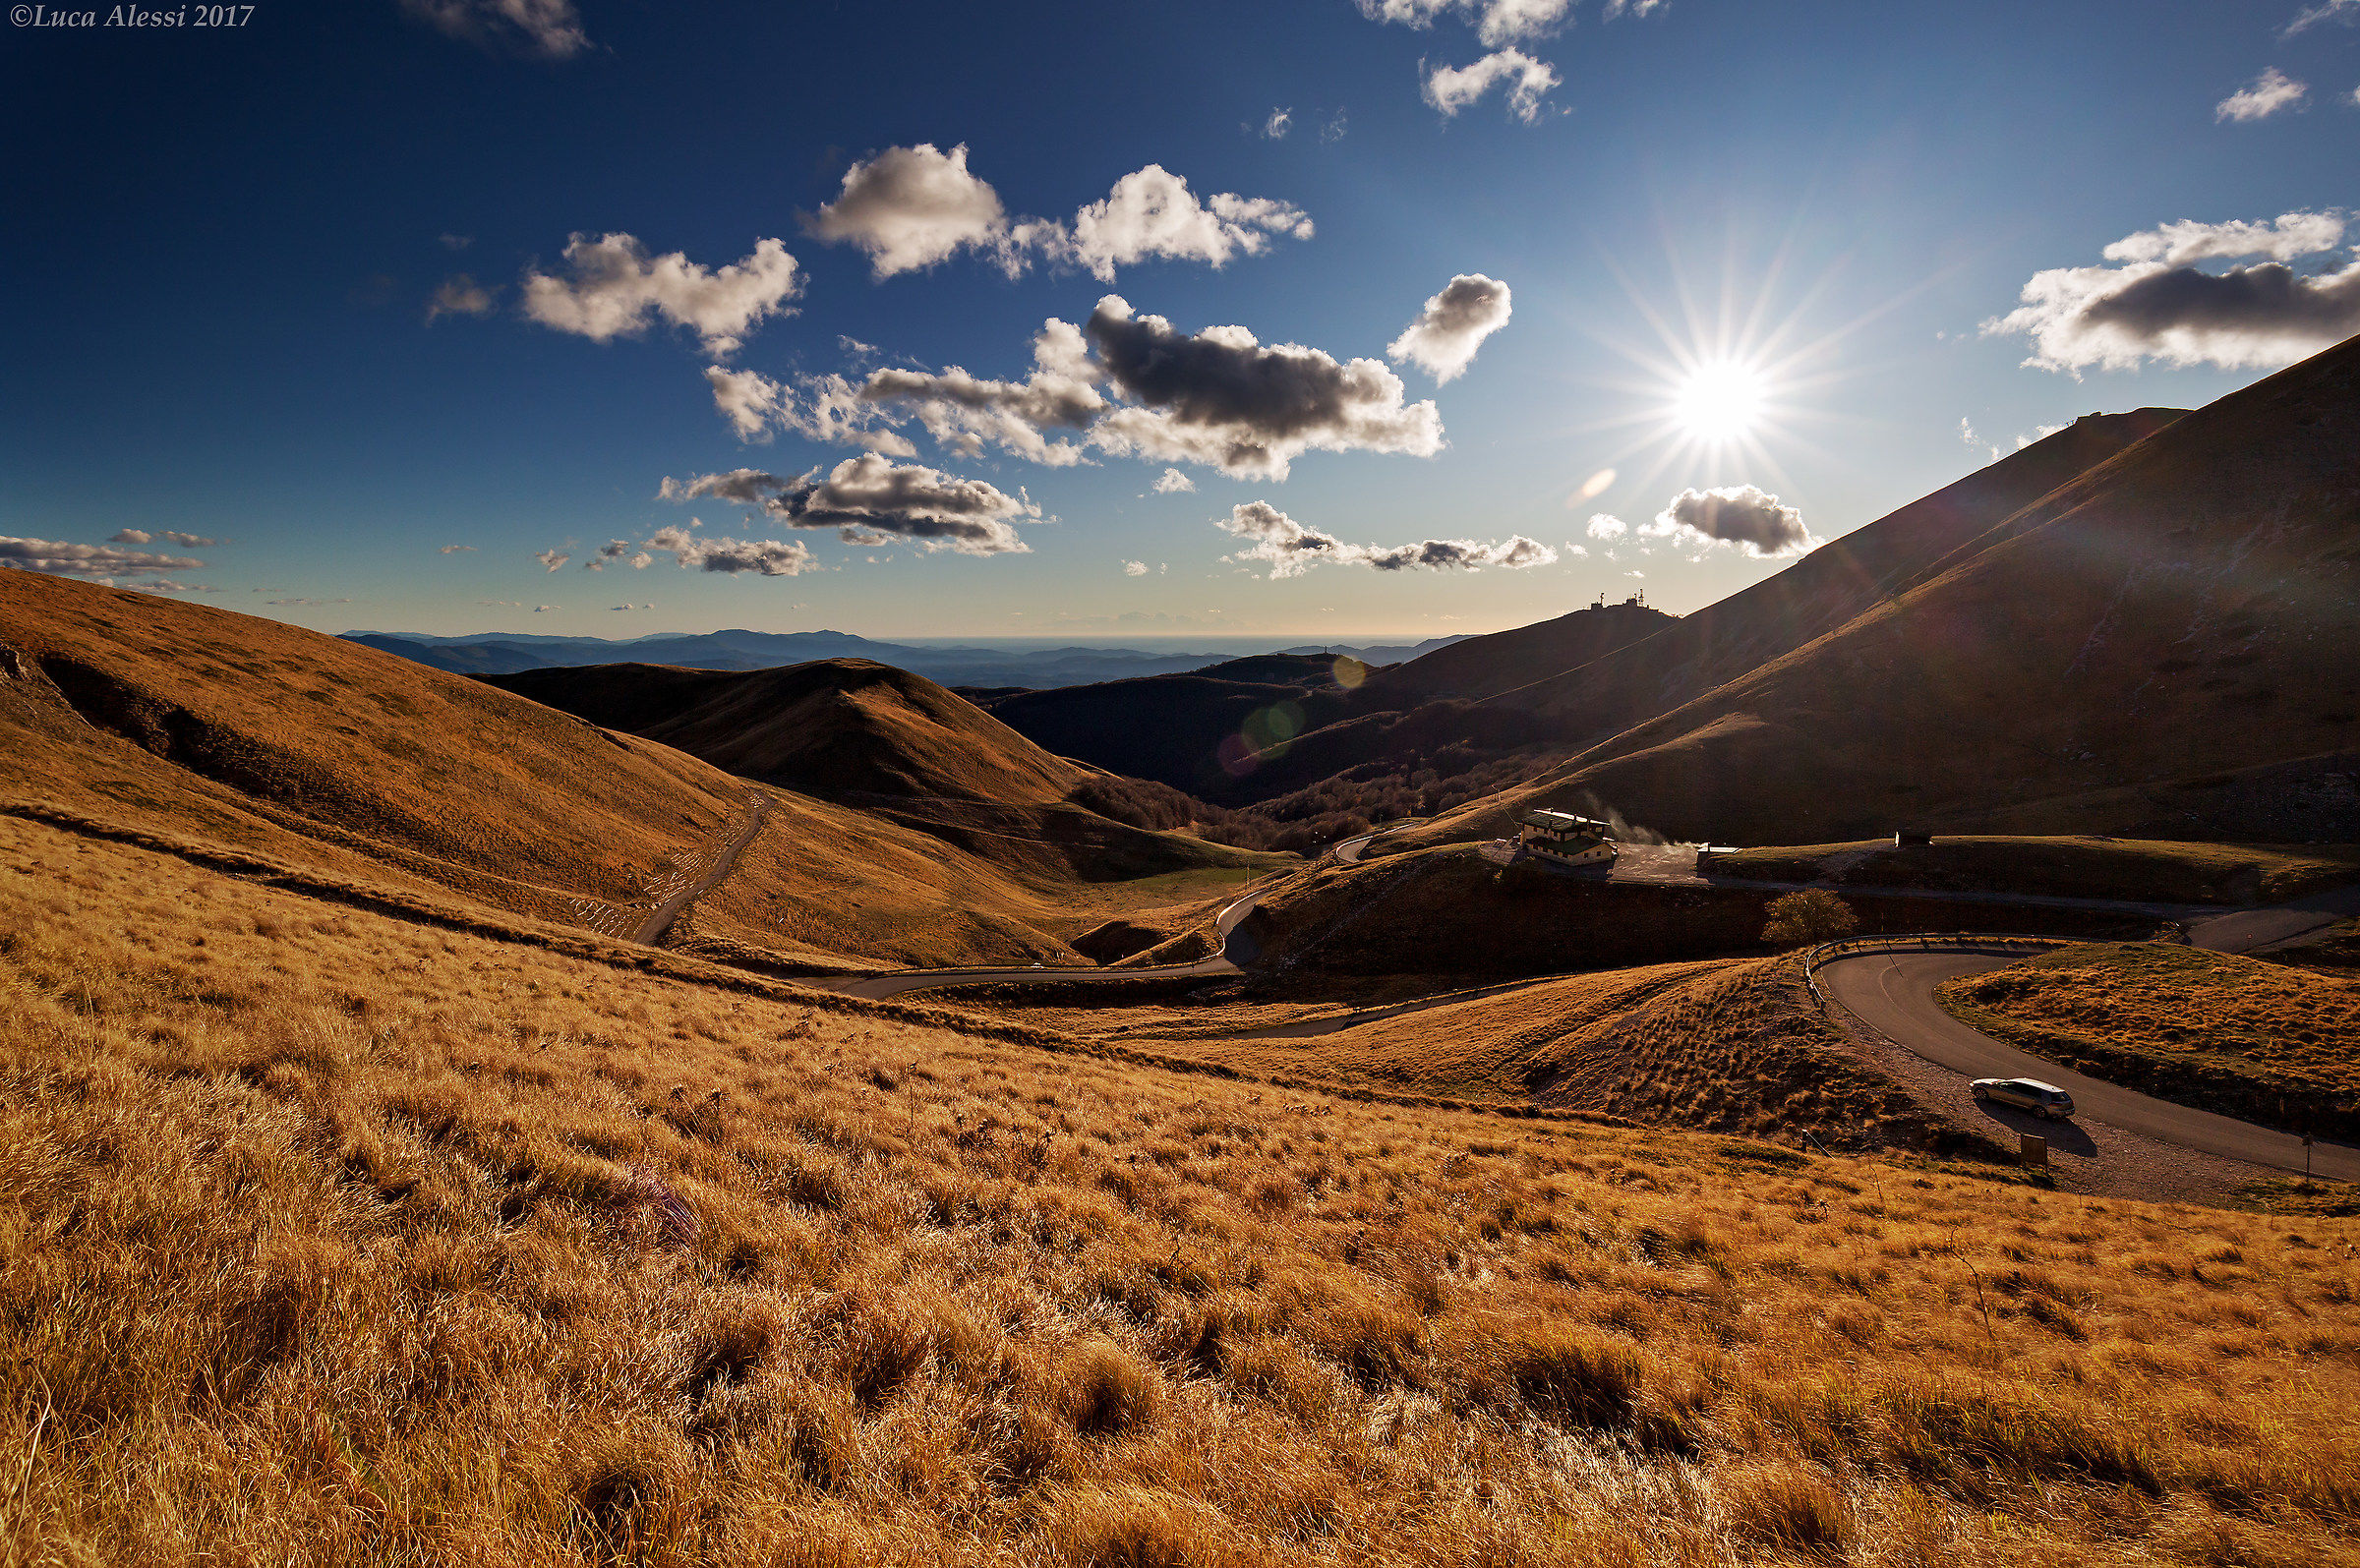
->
3;0;2354;641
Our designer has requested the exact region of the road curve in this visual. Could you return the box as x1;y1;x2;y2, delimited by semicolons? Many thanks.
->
1818;946;2357;1181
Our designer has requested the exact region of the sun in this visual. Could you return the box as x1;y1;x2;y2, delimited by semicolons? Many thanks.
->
1673;360;1767;444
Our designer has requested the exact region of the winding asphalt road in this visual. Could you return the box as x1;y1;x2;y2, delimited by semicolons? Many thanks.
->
1818;944;2357;1181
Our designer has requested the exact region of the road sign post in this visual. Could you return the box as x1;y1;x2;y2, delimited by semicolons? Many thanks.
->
2305;1133;2315;1183
2020;1132;2047;1169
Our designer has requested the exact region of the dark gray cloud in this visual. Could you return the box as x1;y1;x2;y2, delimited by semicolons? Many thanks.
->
1647;485;1814;557
1088;296;1443;481
643;525;818;577
658;455;1037;555
1216;500;1556;578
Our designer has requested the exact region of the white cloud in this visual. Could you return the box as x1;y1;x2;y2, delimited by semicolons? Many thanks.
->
1646;486;1816;557
802;144;1020;279
1;537;206;580
1060;166;1315;282
609;603;654;610
1123;560;1150;576
1354;0;1573;45
520;233;800;357
1263;108;1293;139
2216;68;2308;122
110;528;218;547
427;273;497;321
1216;500;1555;578
2283;0;2357;35
703;365;918;453
533;604;559;612
1585;513;1628;542
535;549;570;571
802;145;1312;283
1387;273;1512;382
1958;416;1979;447
1152;467;1197;494
2103;210;2344;264
438;544;477;553
400;0;588;58
1423;49;1560;121
1602;0;1667;16
658;455;1038;555
1983;212;2360;373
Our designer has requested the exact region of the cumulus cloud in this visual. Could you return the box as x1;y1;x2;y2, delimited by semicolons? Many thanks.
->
1061;165;1315;282
439;544;477;553
802;145;1311;282
1086;296;1444;481
1983;211;2360;373
1387;273;1512;382
658;455;1038;555
1153;467;1197;494
1215;500;1555;578
1584;513;1628;542
1646;486;1815;557
535;549;570;571
400;0;588;58
1123;560;1150;576
2216;68;2309;121
1354;0;1572;45
521;233;800;357
1423;49;1560;121
802;144;1021;278
609;603;654;610
1;537;206;580
428;273;497;321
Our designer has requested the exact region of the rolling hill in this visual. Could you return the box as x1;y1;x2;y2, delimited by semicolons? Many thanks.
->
481;658;1291;896
0;574;1281;968
1417;336;2356;846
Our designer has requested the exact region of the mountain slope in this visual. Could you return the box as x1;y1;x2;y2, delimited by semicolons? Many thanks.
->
0;569;751;926
1421;341;2357;845
482;658;1289;892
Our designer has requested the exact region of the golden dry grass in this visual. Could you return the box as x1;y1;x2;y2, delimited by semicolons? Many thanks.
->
5;814;2358;1565
1940;943;2360;1137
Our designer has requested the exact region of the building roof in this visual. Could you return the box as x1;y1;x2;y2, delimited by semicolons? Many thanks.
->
1518;809;1611;835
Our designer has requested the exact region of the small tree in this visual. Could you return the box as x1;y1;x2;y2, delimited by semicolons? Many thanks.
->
1762;889;1858;948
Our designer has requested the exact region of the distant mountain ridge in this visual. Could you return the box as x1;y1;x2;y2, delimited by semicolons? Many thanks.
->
343;627;1464;690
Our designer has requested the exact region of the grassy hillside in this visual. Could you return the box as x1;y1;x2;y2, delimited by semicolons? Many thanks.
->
0;569;752;928
1412;339;2355;848
5;807;2358;1564
1940;943;2360;1139
1708;836;2360;905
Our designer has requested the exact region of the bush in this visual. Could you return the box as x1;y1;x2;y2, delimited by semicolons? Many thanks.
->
1762;890;1858;948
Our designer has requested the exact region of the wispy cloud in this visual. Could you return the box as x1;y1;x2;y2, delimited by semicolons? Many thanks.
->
1216;500;1555;578
2216;68;2308;122
399;0;589;59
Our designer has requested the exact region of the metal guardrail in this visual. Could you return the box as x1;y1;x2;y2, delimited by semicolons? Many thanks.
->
1800;931;2075;1014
